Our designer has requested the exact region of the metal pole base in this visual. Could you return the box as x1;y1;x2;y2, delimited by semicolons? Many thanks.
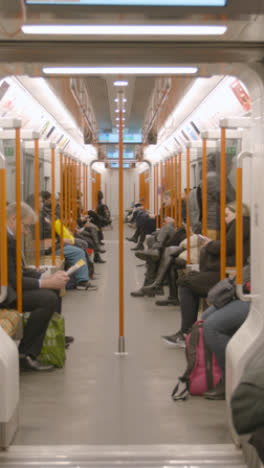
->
115;336;128;356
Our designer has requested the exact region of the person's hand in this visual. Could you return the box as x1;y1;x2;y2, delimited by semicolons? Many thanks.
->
41;270;69;289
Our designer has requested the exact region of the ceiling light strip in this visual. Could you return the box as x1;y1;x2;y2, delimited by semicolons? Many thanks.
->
43;67;198;75
22;25;227;35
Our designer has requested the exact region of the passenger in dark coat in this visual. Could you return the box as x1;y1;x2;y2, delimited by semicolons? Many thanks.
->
162;201;250;347
1;202;69;371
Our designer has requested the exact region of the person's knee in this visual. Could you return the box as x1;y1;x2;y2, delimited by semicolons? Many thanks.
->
40;290;59;312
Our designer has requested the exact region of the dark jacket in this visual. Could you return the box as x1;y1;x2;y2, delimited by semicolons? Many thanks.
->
200;216;250;272
0;233;41;308
178;216;250;297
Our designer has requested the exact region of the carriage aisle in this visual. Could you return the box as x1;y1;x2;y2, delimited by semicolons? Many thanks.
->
15;222;230;446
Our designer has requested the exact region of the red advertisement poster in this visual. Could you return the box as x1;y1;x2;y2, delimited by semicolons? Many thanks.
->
230;79;251;112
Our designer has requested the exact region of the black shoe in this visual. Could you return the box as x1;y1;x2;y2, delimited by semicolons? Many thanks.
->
65;336;74;344
130;288;155;297
135;249;160;260
126;236;138;243
142;283;163;295
94;256;106;264
99;241;105;246
65;343;70;349
131;243;144;251
204;380;226;400
19;355;54;372
155;297;179;306
98;249;106;253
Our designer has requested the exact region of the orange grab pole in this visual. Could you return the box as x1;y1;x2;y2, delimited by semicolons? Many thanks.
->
202;138;208;236
174;155;178;228
170;158;173;218
236;166;243;284
51;146;56;266
15;127;22;314
178;152;182;227
86;165;88;213
60;153;64;260
74;161;78;231
70;160;74;232
155;165;158;229
154;164;156;218
64;156;68;228
119;108;124;341
165;160;168;217
83;163;86;215
220;128;227;280
160;161;163;227
34;138;40;268
83;164;86;214
68;158;71;228
186;148;191;264
0;168;8;289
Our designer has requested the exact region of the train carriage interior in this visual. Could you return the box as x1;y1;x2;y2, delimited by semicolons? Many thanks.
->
0;0;264;467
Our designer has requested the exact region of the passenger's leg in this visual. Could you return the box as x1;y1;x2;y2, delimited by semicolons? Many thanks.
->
19;289;59;358
203;300;250;378
179;286;200;333
57;244;89;283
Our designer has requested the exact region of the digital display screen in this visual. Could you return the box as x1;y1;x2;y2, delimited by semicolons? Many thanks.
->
110;162;130;169
99;132;142;144
26;1;227;6
107;144;134;160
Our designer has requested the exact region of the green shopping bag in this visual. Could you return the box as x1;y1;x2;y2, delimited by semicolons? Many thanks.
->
38;312;65;368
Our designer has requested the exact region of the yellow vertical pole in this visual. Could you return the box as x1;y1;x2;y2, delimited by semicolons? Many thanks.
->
236;165;243;285
0;167;7;290
60;153;64;260
154;164;156;218
64;155;68;228
202;138;208;236
174;155;178;228
186;148;191;264
160;161;163;227
70;160;74;232
51;145;56;266
178;152;182;227
68;158;71;228
34;137;40;268
86;165;88;213
83;163;86;215
155;165;159;229
73;161;77;232
15;127;22;314
220;128;227;280
170;158;173;218
118;100;125;353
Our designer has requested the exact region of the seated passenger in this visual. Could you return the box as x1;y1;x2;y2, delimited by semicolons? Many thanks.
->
130;191;175;252
1;202;69;371
40;192;97;290
143;233;201;306
130;223;186;298
162;202;250;347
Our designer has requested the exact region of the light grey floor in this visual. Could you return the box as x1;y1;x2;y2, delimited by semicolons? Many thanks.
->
14;222;231;445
